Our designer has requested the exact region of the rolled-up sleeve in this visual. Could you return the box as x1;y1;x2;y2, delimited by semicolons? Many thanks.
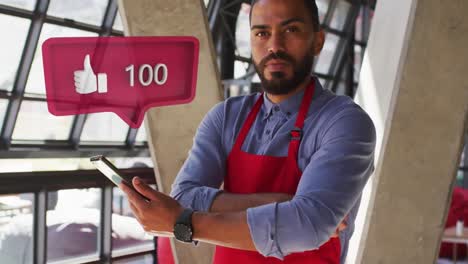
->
170;102;226;212
247;106;376;259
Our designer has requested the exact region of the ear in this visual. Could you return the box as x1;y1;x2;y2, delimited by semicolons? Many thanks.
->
312;30;325;56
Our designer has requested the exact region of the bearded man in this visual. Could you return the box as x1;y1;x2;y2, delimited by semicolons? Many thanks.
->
121;0;376;263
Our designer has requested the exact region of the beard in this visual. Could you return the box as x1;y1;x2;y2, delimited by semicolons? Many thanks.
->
253;51;314;95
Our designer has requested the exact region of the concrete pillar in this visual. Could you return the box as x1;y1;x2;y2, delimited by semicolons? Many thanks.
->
117;1;222;263
346;0;468;263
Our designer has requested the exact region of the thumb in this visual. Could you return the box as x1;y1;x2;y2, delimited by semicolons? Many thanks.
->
83;54;93;71
132;177;158;200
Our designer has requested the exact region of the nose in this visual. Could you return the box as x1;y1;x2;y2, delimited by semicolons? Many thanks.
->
268;31;285;54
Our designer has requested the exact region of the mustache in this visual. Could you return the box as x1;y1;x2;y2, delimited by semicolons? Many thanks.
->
259;51;295;68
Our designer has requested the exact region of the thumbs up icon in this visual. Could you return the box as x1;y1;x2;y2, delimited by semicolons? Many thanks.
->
74;54;107;94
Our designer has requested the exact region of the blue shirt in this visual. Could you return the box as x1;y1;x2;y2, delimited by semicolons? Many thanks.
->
170;78;376;261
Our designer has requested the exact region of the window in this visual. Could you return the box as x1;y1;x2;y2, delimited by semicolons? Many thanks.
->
217;0;374;98
0;0;148;158
0;169;157;263
0;193;34;264
47;0;108;26
46;188;101;263
0;14;30;91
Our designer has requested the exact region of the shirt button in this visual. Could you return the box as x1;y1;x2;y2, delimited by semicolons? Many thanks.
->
287;112;292;116
274;106;280;112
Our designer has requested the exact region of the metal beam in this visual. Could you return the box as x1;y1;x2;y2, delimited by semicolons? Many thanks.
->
218;1;243;80
126;128;138;147
101;0;118;35
0;3;34;19
322;0;338;27
345;23;356;96
208;0;224;34
329;1;360;92
33;189;47;264
0;168;156;194
0;144;148;159
99;185;113;264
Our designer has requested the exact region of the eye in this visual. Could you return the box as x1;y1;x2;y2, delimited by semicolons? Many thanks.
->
255;31;269;38
285;26;300;33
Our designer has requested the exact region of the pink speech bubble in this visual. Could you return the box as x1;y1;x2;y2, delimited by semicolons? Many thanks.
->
42;36;199;128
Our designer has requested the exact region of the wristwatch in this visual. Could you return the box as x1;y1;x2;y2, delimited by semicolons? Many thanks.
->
173;208;195;243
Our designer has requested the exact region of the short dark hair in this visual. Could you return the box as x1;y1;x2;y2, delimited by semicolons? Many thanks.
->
250;0;321;31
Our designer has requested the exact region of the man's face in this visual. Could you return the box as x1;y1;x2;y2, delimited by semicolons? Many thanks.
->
250;0;323;95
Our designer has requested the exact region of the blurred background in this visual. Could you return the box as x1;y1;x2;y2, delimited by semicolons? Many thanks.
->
0;0;465;263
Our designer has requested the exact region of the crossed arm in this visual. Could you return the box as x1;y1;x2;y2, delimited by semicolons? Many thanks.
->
121;102;375;259
121;180;346;253
192;192;295;250
201;190;349;248
209;192;293;212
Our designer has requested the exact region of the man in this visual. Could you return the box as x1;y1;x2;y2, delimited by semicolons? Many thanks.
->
120;0;376;263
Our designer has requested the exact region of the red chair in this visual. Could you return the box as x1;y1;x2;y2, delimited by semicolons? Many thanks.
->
439;187;468;259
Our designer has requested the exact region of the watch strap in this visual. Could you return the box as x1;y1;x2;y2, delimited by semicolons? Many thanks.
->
176;208;194;225
174;208;195;243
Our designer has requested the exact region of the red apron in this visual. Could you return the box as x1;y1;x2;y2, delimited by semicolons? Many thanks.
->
158;81;340;264
212;81;340;263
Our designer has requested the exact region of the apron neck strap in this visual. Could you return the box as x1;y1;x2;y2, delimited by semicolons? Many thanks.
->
232;94;264;151
233;79;316;152
287;80;315;165
293;80;315;133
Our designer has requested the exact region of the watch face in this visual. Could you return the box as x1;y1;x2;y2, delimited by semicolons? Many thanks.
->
174;223;193;242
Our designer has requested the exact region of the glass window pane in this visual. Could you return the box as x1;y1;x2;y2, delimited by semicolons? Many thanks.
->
47;188;101;263
0;193;34;264
112;188;154;253
329;0;351;31
47;0;108;26
355;7;363;42
0;0;36;10
335;81;346;95
113;254;154;264
25;24;97;95
228;84;241;97
354;45;363;83
109;157;153;170
234;61;249;79
314;33;340;74
113;11;123;31
318;78;326;87
12;100;74;140
81;113;129;142
0;14;30;91
135;126;147;143
315;0;329;24
0;158;94;173
252;73;260;83
235;3;251;59
236;3;251;58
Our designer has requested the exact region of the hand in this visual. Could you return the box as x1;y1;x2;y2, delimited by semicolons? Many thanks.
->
119;177;184;236
74;54;107;94
331;215;349;238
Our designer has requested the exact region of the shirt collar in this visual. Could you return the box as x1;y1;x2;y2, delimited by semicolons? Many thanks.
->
262;77;323;120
